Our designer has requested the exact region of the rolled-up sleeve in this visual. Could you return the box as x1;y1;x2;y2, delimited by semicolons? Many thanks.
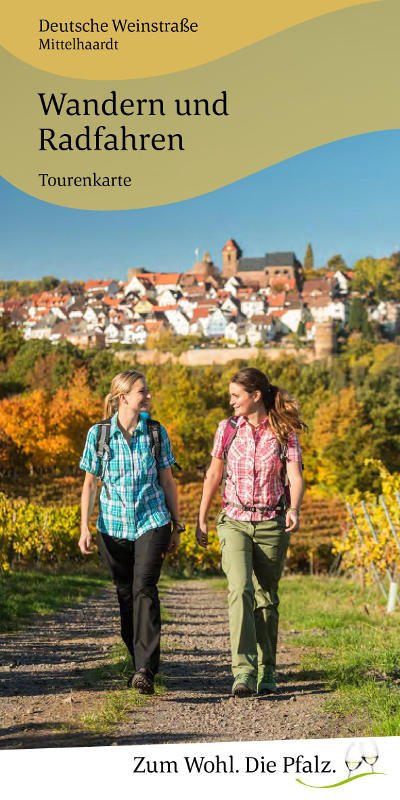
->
211;420;227;459
159;425;176;469
79;426;102;476
287;431;302;463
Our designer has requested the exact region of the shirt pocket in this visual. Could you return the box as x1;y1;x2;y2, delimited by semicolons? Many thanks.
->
137;450;158;479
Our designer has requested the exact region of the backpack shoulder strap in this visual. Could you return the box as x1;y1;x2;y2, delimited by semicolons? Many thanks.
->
147;418;182;477
96;417;112;458
221;416;238;459
220;416;238;494
147;418;161;472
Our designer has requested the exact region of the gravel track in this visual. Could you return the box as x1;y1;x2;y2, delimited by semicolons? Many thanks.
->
0;579;357;749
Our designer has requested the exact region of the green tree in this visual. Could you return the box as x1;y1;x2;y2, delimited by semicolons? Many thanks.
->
303;243;314;272
352;254;400;300
327;254;347;272
297;320;306;338
3;339;53;394
347;297;372;337
40;276;60;291
0;315;24;364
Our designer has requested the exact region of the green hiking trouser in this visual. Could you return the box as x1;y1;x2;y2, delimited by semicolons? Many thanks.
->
217;510;290;678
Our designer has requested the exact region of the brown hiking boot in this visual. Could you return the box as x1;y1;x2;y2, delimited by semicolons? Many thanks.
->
130;668;154;695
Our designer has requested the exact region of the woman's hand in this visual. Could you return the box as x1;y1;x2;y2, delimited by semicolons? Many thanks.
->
79;528;93;555
196;521;208;548
285;508;300;533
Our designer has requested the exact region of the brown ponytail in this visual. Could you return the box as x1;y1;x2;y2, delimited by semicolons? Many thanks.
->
230;367;307;442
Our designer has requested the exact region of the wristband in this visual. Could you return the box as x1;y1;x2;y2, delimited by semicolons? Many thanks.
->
289;507;299;515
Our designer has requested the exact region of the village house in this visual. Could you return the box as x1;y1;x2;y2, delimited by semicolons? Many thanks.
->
121;321;147;346
104;321;122;344
23;312;58;340
177;296;197;320
369;301;400;337
161;306;191;335
240;292;266;319
84;279;119;297
306;296;347;325
199;308;228;338
157;288;183;307
190;307;209;335
225;319;247;345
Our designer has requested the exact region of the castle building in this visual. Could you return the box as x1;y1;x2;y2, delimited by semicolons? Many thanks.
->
222;239;303;291
186;251;220;282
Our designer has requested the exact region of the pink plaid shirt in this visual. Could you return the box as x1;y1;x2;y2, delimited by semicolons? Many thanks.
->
212;416;302;521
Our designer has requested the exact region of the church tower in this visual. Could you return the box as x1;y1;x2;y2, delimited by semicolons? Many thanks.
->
222;239;241;278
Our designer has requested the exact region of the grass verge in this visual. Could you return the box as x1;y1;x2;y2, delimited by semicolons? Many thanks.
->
279;575;400;736
0;564;109;632
79;642;166;735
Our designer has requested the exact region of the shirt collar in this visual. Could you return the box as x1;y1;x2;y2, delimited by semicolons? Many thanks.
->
237;415;269;429
110;412;147;437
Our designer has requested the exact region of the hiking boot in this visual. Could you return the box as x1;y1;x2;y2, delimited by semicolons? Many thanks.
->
232;673;257;697
258;668;278;694
130;668;154;695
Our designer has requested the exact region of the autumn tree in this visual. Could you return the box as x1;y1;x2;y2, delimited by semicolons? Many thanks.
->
0;371;101;472
310;385;373;493
351;254;400;300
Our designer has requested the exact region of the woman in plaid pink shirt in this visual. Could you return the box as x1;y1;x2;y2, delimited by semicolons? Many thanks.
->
196;367;306;697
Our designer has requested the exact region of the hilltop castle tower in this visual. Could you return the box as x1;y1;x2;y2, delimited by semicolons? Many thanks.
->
221;238;303;290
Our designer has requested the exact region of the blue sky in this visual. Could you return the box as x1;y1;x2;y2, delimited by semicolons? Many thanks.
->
0;130;399;281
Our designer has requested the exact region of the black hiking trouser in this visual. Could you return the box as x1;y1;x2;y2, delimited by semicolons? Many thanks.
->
97;524;171;675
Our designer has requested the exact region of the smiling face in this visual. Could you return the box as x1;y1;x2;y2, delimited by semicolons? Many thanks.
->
229;381;263;417
120;378;151;415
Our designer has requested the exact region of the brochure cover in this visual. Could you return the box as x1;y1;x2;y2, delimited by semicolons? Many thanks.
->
1;1;399;798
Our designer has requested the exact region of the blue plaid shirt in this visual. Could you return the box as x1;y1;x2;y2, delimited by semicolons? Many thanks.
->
79;412;176;541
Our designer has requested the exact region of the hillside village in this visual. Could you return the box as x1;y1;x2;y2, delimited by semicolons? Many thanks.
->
1;239;399;350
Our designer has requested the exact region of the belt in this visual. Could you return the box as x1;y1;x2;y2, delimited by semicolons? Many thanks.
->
225;500;285;514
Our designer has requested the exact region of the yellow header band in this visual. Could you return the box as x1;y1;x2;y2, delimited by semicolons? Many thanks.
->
1;0;379;79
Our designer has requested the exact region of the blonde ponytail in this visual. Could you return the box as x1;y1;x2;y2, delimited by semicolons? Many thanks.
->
104;370;145;418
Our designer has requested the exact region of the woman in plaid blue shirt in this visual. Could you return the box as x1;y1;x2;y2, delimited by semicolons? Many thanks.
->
79;369;182;695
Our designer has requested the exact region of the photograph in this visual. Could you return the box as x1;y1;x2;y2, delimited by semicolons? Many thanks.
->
0;1;399;798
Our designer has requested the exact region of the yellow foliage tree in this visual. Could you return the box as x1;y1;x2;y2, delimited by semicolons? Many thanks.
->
310;385;372;493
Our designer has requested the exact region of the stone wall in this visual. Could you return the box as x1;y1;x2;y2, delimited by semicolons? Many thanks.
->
116;345;315;366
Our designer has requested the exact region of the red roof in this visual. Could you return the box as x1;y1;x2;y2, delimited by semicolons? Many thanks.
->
197;299;219;309
153;273;182;286
306;296;331;308
84;279;114;291
159;304;180;311
268;292;286;307
144;320;165;333
192;308;210;321
129;274;156;285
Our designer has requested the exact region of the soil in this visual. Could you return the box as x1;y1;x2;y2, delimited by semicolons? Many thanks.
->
0;580;359;749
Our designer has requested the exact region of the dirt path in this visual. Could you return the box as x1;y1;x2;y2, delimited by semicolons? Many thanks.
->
0;580;357;748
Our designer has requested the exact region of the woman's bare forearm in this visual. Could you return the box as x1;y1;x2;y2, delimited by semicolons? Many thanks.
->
198;459;223;525
159;468;179;522
80;475;98;533
286;462;304;511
